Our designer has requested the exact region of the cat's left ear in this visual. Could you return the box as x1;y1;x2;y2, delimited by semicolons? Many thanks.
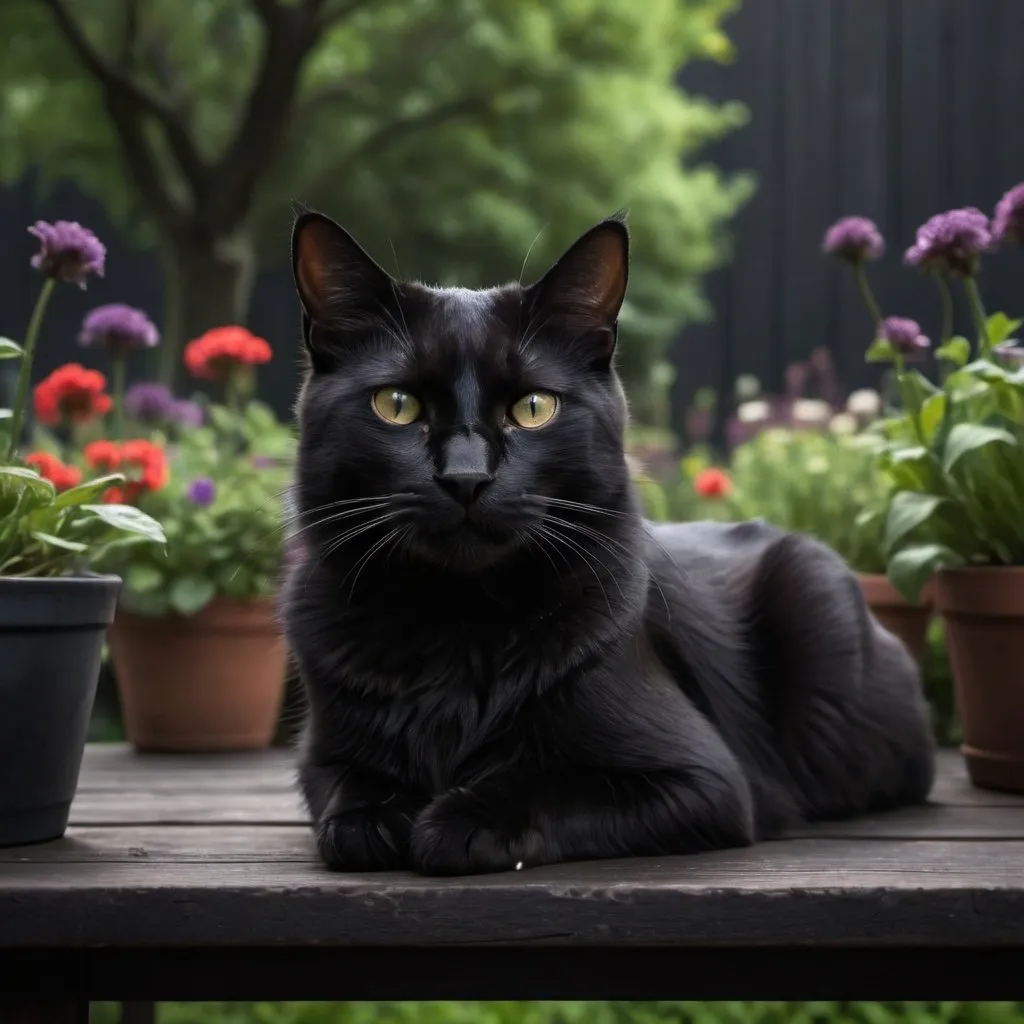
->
524;216;629;363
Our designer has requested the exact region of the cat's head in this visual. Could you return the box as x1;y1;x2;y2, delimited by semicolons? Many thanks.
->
290;212;635;572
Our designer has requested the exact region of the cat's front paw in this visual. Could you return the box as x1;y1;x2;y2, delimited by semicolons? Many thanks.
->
411;787;545;876
316;803;416;872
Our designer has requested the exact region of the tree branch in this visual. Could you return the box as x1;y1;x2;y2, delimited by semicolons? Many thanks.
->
102;91;183;229
207;0;330;233
39;0;209;194
118;0;140;67
300;97;493;202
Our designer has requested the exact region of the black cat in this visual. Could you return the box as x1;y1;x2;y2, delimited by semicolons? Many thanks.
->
282;211;935;876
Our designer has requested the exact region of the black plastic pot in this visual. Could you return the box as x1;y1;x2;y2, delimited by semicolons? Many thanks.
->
0;574;121;846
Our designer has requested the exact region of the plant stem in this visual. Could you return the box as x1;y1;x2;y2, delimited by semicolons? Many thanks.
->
7;277;56;461
112;353;127;440
963;275;990;355
936;275;954;345
854;263;884;327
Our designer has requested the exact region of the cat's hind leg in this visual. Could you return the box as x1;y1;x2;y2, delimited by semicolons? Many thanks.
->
748;532;936;819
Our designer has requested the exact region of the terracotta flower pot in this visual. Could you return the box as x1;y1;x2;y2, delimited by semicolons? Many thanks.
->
108;596;287;752
934;567;1024;794
858;573;932;666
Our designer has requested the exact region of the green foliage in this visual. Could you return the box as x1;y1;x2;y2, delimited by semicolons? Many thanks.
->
0;300;165;577
0;464;164;576
0;0;751;393
639;428;892;574
868;312;1024;603
94;399;294;616
86;1003;1024;1024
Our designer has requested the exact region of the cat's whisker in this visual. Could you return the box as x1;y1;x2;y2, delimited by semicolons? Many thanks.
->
535;523;616;620
342;526;406;604
524;494;632;519
544;513;672;622
321;511;406;563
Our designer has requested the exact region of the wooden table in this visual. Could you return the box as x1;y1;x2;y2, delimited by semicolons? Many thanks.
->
2;746;1024;1018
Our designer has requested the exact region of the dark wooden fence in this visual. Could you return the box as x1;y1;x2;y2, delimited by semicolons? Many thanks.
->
673;0;1024;440
3;0;1024;433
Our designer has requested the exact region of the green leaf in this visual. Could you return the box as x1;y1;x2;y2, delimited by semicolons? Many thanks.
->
919;393;946;442
80;503;166;544
888;544;963;604
169;575;216;616
986;311;1023;348
865;338;897;364
883;491;947;553
0;337;23;360
935;335;971;367
54;473;124;508
125;563;163;593
0;466;56;499
942;423;1018;474
30;531;87;553
896;369;938;416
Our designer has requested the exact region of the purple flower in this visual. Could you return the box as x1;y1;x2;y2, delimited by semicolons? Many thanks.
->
28;220;106;288
904;208;992;276
170;400;204;429
78;304;159;355
822;217;885;263
187;477;216;507
879;316;931;358
993;183;1024;246
124;382;176;423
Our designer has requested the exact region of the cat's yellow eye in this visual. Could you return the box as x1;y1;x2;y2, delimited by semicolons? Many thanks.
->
372;388;421;425
510;391;558;430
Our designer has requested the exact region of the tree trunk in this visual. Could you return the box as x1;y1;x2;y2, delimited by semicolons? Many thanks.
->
158;228;257;389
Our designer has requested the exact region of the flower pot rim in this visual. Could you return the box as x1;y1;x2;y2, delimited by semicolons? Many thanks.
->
0;573;122;629
0;572;122;586
937;564;1024;576
934;564;1024;617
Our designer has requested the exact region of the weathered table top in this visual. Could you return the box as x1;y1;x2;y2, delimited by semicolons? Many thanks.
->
2;745;1024;1001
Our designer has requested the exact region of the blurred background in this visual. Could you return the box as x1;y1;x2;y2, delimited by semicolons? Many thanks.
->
4;0;1024;435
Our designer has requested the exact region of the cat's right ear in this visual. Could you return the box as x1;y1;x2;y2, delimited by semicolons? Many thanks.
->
291;212;396;357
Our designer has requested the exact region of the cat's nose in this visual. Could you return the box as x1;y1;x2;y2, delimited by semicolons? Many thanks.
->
436;433;493;505
436;469;492;506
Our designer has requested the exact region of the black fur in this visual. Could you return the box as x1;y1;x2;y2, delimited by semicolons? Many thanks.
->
282;212;935;876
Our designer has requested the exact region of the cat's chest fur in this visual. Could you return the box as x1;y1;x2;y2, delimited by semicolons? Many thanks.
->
290;572;598;794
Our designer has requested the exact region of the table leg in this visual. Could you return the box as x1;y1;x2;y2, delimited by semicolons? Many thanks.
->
120;1003;156;1024
2;1002;89;1024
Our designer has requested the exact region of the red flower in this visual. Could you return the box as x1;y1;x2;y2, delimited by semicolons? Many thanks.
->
34;363;112;426
121;439;170;494
184;325;272;381
85;439;169;504
83;439;121;471
25;451;82;491
694;467;732;499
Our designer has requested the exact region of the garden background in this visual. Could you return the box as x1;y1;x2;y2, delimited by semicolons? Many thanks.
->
3;0;1024;1021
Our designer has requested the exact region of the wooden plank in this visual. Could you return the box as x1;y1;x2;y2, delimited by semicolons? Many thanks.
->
1;839;1023;948
11;800;1024;870
0;1004;88;1024
68;791;305;826
834;0;890;390
69;748;1021;822
707;0;781;399
779;0;835;377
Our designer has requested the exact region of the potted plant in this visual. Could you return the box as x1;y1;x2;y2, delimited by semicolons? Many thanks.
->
827;188;1024;792
0;221;165;846
97;327;295;751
